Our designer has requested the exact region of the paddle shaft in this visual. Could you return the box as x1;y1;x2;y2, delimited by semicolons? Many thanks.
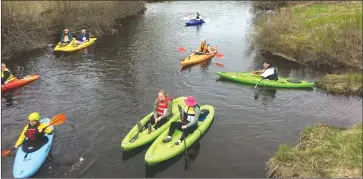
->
178;105;189;169
255;78;264;88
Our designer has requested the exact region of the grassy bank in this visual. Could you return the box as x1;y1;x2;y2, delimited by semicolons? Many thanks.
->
267;123;362;178
1;1;146;59
251;1;362;70
316;73;362;96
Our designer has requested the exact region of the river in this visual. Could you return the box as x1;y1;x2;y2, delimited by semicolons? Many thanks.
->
1;1;362;178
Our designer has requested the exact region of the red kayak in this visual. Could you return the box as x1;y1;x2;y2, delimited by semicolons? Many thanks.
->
1;75;40;92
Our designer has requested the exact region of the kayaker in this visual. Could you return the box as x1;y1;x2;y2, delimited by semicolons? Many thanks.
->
195;12;202;20
73;29;90;46
60;28;73;46
252;61;278;81
192;40;217;55
14;112;53;153
137;90;173;134
162;96;200;145
1;63;15;85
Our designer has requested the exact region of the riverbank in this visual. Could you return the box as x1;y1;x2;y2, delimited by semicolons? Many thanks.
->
267;123;362;178
316;73;362;97
250;1;362;70
1;1;146;60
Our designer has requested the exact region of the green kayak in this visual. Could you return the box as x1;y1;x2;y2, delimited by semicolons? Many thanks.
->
216;72;314;88
121;97;186;151
145;105;214;166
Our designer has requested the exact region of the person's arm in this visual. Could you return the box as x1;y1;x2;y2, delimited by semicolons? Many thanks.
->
153;98;158;119
39;123;54;135
69;33;73;41
60;34;64;42
15;125;28;148
252;69;264;74
159;100;173;119
86;34;90;41
186;106;200;128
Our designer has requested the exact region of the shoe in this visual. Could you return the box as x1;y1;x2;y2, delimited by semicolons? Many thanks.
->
162;136;172;143
148;123;152;134
137;122;143;132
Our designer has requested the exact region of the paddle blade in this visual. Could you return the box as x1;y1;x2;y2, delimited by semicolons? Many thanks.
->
1;149;11;157
215;53;224;59
178;47;187;52
49;113;66;126
215;63;224;67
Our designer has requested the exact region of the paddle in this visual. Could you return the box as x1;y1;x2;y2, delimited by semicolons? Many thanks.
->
178;47;224;59
1;113;67;157
178;105;189;170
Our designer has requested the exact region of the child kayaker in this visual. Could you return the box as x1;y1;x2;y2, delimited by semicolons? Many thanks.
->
14;112;53;153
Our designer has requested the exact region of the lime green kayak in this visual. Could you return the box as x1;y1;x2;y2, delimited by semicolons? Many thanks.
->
216;72;314;88
145;105;214;166
121;97;186;151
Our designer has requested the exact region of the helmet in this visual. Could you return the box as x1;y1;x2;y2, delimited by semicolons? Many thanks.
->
28;112;40;121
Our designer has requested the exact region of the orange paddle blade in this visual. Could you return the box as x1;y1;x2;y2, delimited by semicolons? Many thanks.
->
215;63;224;67
215;53;224;59
49;113;66;126
1;149;11;157
178;47;187;52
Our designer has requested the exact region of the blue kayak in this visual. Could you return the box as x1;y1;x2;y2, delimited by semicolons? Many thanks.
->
185;19;205;26
13;118;54;178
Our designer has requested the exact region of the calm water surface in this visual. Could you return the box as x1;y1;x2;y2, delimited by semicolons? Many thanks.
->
1;1;361;178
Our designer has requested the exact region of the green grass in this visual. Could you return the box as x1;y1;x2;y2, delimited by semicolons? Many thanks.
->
251;1;362;69
316;73;362;96
267;123;363;178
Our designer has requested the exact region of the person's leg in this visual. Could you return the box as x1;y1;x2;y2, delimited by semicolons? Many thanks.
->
177;125;198;144
163;122;181;143
154;117;168;130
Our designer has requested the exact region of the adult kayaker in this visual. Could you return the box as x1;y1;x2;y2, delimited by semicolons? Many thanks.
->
14;112;53;153
1;63;15;85
73;29;90;46
137;90;173;134
60;28;73;46
195;12;202;20
192;40;217;55
252;61;278;81
162;96;200;145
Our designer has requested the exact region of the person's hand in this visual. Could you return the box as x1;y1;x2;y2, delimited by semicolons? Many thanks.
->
38;128;44;133
181;125;187;129
14;144;18;149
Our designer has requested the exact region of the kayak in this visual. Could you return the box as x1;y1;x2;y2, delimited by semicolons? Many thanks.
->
180;54;215;67
13;118;54;178
185;19;205;26
216;72;315;88
121;97;186;151
1;75;40;92
53;38;97;52
145;105;214;166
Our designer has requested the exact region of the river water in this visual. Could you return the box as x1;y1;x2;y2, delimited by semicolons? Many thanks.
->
1;1;362;178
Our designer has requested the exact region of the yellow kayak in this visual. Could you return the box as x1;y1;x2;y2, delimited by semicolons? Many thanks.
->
180;54;215;67
53;38;97;52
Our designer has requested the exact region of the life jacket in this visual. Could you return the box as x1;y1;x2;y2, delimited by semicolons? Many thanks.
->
156;96;172;116
26;123;41;141
198;44;209;53
182;104;200;124
1;68;15;82
263;67;278;81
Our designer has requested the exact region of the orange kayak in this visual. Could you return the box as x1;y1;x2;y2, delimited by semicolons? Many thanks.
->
180;54;215;67
1;75;40;92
